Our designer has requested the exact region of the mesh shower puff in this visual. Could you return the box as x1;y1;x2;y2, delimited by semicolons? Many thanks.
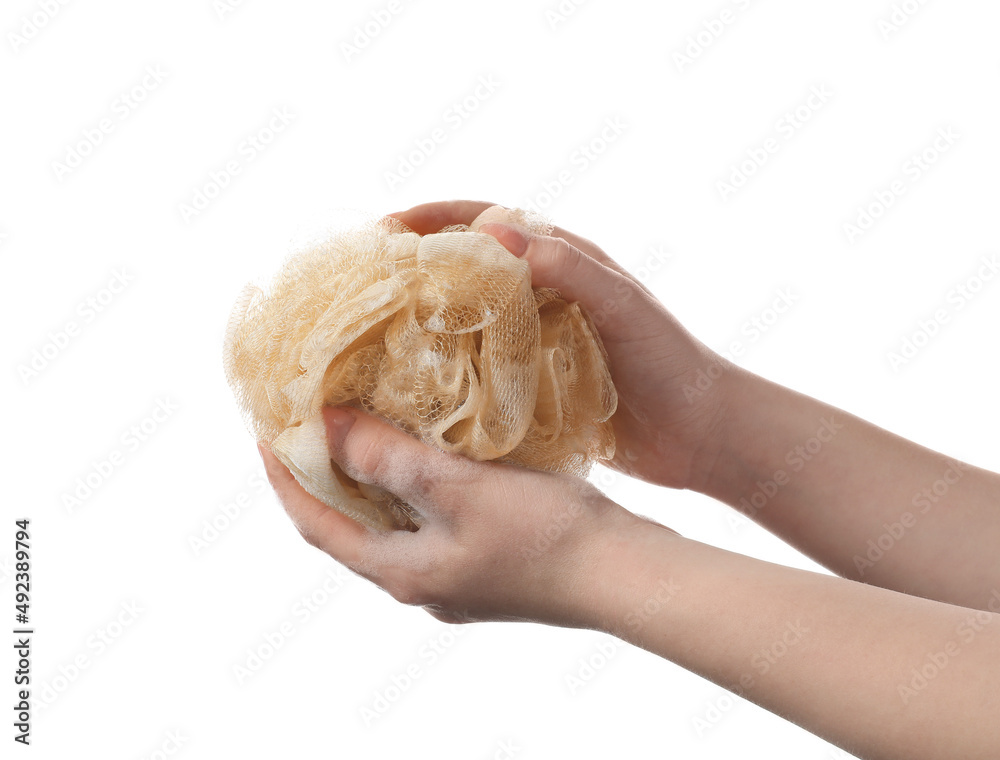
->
223;205;618;532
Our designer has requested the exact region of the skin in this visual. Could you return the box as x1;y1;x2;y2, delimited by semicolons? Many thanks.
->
259;200;1000;759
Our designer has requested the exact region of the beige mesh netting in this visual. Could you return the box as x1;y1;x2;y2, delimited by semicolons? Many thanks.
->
223;205;617;532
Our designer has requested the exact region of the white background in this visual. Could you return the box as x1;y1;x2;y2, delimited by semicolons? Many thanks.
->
3;1;999;758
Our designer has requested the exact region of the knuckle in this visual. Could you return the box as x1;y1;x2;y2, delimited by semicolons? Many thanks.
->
416;450;483;512
354;433;388;483
409;468;435;501
389;579;432;607
365;430;445;503
545;234;577;263
381;554;456;609
539;236;585;279
292;521;323;551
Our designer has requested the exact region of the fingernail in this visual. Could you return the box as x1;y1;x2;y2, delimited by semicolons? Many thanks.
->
324;406;356;451
480;222;531;258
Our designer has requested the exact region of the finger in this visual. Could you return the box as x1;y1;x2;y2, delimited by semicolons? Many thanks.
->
388;200;498;234
324;406;476;518
479;223;643;289
476;223;647;330
390;201;632;278
541;226;635;280
258;444;370;566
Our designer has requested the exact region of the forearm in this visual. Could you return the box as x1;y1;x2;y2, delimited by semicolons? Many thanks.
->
585;519;1000;760
697;368;1000;609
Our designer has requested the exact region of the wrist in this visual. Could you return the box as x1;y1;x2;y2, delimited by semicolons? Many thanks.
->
573;509;685;638
685;362;761;498
693;369;830;507
690;367;788;509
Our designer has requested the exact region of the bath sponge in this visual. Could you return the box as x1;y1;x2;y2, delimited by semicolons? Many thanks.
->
223;206;617;531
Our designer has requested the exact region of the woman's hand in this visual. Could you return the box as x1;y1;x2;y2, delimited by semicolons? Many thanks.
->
260;405;651;627
385;204;1000;612
259;407;1000;760
391;199;734;492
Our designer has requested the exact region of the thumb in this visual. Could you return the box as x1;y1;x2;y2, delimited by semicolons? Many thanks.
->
324;406;478;516
478;222;642;338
